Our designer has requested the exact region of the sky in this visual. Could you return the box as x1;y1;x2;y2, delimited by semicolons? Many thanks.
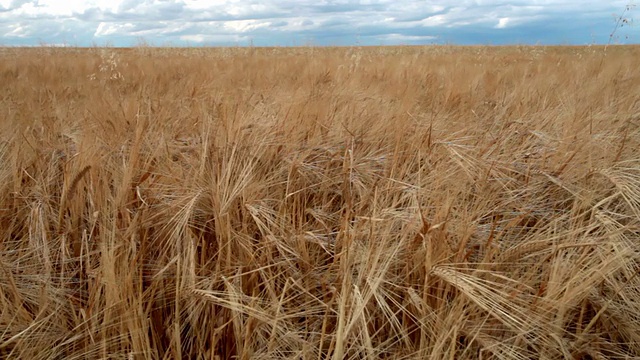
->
0;0;636;46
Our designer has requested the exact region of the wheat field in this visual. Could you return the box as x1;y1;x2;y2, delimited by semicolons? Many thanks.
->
1;45;640;359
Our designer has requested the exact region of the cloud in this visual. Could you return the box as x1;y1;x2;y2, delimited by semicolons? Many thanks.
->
0;0;635;46
496;17;510;29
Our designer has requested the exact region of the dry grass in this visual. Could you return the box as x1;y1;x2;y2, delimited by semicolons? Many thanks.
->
1;45;640;359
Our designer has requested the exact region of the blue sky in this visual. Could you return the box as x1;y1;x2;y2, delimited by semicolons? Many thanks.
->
0;0;636;46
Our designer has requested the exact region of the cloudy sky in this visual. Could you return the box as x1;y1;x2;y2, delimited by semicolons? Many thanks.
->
0;0;636;46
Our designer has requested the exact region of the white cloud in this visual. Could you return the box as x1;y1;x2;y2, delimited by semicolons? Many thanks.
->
7;24;27;37
496;17;510;29
95;22;120;36
0;0;635;46
179;34;206;43
223;19;271;33
377;33;437;44
421;15;447;27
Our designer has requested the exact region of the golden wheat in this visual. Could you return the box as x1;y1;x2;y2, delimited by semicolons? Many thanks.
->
0;45;639;359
